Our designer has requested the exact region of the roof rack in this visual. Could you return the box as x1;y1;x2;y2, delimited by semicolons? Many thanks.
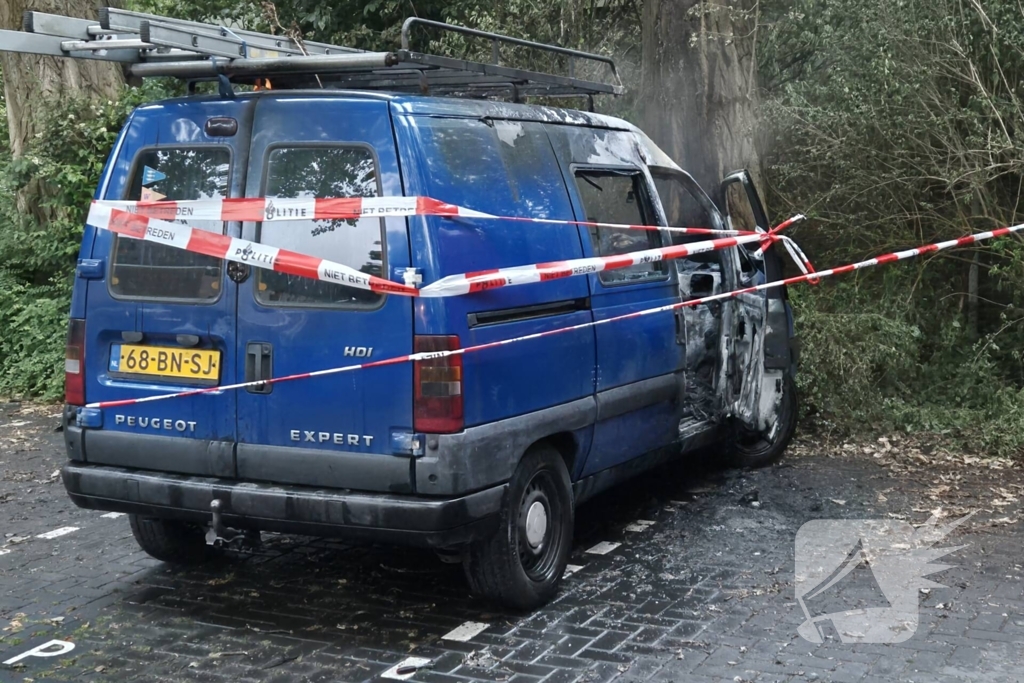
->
0;10;623;100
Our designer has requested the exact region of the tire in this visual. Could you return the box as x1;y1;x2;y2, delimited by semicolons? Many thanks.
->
463;444;574;612
129;515;212;564
728;372;798;468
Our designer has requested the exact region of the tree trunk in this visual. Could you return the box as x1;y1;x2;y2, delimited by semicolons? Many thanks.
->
640;0;761;195
0;0;123;221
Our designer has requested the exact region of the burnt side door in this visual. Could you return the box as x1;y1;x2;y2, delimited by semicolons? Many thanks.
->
720;169;792;433
648;167;729;429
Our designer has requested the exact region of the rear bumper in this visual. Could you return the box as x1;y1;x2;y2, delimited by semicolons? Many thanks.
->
61;462;505;548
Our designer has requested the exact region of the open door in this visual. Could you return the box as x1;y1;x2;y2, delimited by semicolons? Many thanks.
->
720;170;790;436
649;167;727;433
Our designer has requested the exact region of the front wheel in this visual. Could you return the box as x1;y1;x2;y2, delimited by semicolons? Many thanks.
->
728;372;798;468
463;444;574;611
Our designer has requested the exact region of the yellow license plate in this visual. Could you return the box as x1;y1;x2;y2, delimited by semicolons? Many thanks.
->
112;344;221;382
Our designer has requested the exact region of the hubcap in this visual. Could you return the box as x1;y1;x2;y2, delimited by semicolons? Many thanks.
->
524;501;548;548
516;469;564;583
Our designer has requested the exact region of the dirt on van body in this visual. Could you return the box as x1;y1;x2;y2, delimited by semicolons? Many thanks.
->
0;401;1021;682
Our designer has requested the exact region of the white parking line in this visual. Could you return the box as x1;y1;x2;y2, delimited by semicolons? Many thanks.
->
381;657;433;680
36;526;80;540
441;621;489;642
625;520;656;532
585;541;621;555
100;512;125;519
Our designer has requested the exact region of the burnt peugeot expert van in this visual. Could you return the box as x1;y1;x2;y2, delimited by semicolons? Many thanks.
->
9;12;798;610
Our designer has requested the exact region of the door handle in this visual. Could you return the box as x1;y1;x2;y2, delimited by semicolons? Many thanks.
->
245;342;273;394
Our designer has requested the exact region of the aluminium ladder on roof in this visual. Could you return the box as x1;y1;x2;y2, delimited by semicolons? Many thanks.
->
0;9;623;100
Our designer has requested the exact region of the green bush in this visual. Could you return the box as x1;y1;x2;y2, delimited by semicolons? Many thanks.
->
760;0;1024;457
0;276;70;400
792;278;1024;457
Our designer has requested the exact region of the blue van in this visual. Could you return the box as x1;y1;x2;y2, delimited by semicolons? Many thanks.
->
9;12;798;610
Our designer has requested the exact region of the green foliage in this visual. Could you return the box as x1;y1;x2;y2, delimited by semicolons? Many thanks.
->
0;276;71;400
794;282;1024;455
759;0;1024;454
1;96;128;281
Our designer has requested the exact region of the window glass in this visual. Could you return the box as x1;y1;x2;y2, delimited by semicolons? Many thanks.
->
256;147;384;307
725;178;782;286
724;181;761;233
421;118;565;215
110;148;229;300
573;171;666;284
652;170;720;265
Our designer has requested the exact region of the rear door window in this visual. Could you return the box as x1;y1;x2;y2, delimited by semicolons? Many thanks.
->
255;146;384;308
110;147;230;301
573;170;666;285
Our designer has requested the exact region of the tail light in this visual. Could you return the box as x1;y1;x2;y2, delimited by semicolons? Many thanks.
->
65;319;86;406
414;335;463;433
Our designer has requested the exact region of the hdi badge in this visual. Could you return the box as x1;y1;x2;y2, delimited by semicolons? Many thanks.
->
794;513;973;644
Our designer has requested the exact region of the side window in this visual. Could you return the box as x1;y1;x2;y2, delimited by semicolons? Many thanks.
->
651;169;720;265
110;147;230;300
573;170;666;285
256;146;384;308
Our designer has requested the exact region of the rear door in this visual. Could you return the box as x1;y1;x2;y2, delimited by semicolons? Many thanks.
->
234;96;415;492
81;98;253;476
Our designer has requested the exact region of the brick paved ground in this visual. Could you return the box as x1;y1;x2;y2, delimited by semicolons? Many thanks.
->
0;401;1021;682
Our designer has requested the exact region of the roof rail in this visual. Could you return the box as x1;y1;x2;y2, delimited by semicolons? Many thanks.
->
0;9;623;100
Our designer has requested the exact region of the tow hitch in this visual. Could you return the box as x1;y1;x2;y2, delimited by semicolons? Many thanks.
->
207;499;261;550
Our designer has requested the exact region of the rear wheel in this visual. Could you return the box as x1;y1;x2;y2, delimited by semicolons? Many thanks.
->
463;445;573;611
129;515;212;564
729;373;798;468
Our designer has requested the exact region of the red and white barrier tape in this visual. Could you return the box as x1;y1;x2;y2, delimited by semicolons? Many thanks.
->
93;195;754;237
418;227;798;297
87;204;418;296
86;203;796;299
96;196;489;223
85;219;1024;410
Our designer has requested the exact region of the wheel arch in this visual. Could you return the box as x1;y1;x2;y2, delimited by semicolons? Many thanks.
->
527;431;579;481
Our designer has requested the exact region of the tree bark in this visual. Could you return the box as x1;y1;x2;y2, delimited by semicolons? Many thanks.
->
641;0;761;195
0;0;123;221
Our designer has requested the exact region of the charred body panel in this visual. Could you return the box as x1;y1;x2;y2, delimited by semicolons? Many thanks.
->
676;268;723;424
